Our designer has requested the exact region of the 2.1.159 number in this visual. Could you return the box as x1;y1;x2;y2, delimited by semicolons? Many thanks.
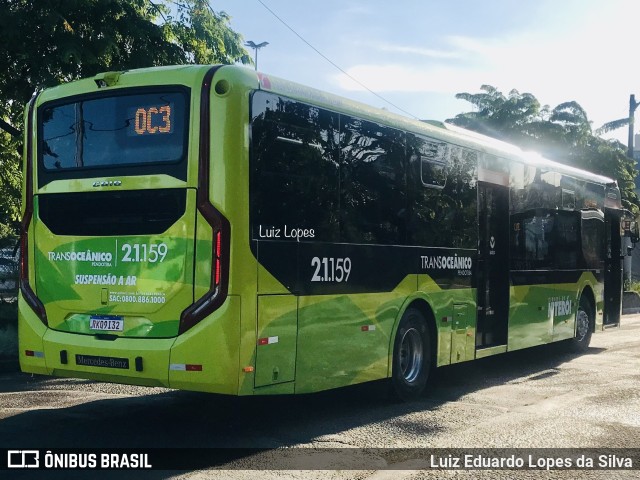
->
121;243;168;263
311;257;352;282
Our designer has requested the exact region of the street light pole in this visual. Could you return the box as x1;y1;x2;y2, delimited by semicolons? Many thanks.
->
244;41;269;71
629;94;640;159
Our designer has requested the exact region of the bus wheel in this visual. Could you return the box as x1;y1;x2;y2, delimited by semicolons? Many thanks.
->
568;297;593;352
390;308;431;401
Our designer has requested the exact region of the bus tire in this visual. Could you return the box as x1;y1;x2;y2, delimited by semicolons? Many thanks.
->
390;308;431;401
568;297;593;352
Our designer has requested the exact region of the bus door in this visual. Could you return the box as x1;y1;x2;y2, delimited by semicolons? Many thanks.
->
604;209;622;326
476;183;510;348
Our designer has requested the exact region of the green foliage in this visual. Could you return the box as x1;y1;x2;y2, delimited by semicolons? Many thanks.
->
0;0;250;238
166;0;251;65
448;85;639;214
0;131;21;238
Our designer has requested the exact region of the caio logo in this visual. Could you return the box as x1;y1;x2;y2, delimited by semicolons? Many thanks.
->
7;450;40;468
92;180;122;188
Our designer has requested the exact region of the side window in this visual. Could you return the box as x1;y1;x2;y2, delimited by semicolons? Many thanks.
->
562;189;576;209
513;169;561;211
451;146;478;248
250;92;339;241
581;211;604;269
554;211;579;269
560;175;576;210
408;134;477;248
511;210;555;269
339;116;406;244
512;210;580;269
583;182;605;210
418;138;448;189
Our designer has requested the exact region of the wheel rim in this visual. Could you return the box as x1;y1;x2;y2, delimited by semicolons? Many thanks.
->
399;327;423;383
576;309;589;341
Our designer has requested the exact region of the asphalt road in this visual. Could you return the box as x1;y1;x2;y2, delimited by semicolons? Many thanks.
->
1;315;639;480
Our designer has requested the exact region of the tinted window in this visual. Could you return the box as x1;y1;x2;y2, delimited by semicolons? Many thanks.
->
39;189;186;236
582;182;605;210
340;116;406;244
512;169;562;212
511;210;555;269
511;210;582;270
553;211;579;268
418;138;448;188
251;92;340;241
408;135;477;249
582;211;605;269
250;94;478;248
41;91;188;171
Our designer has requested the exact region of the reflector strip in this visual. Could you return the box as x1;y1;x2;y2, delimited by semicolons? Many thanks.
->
361;325;376;332
257;336;279;346
170;364;203;371
25;350;44;358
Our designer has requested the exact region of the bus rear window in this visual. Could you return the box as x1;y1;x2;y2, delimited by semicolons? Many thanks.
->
40;90;188;172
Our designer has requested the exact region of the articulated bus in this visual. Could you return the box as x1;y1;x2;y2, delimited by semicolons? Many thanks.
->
19;65;629;400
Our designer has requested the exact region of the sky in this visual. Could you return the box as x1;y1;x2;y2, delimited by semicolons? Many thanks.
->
210;0;639;145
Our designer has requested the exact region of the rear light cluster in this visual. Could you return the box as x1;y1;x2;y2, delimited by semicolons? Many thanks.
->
178;66;230;335
214;231;222;286
19;233;27;282
25;350;44;358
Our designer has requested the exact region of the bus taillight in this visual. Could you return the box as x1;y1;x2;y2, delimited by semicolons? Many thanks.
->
178;66;229;335
19;231;27;283
215;231;222;286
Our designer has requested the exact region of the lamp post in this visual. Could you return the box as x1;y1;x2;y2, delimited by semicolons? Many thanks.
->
629;94;640;160
245;41;269;71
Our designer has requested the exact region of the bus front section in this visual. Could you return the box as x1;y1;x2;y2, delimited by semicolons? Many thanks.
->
19;66;240;393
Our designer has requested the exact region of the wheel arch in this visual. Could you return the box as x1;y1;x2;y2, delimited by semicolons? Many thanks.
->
387;296;437;378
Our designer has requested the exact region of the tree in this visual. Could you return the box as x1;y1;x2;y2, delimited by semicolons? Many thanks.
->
0;0;251;239
596;94;639;159
448;85;640;214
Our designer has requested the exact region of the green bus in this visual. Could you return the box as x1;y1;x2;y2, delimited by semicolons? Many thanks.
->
19;65;628;400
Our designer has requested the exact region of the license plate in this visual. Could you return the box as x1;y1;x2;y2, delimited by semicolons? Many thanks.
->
89;315;124;332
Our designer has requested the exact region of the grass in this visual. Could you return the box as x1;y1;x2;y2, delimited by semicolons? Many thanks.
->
626;281;640;294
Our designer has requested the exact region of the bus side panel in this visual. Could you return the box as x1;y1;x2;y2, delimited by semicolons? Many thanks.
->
294;284;412;394
417;275;451;367
508;272;601;350
417;277;476;366
508;282;553;351
554;273;601;340
254;294;297;387
551;283;580;342
169;295;241;394
18;295;49;376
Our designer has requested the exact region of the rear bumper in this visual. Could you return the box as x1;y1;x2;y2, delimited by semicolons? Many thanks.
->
19;294;242;393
